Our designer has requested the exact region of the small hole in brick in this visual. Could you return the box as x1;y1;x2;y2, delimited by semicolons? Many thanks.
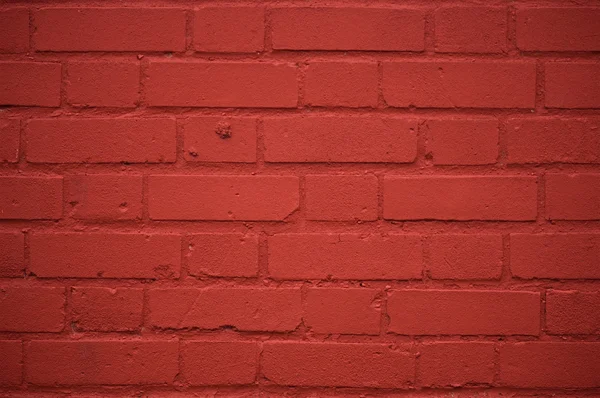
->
215;122;232;139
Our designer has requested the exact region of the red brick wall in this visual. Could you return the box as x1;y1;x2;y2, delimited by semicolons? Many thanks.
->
1;1;599;396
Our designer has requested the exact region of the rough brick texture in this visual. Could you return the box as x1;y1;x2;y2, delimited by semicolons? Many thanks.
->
388;290;540;335
26;118;176;163
1;0;599;395
0;287;65;332
71;287;144;332
0;232;24;277
148;288;301;332
66;61;139;108
0;340;22;385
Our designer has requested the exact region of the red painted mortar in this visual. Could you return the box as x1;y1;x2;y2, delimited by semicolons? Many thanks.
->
0;0;599;396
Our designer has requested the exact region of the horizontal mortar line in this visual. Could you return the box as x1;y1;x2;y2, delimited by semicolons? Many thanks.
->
4;107;600;116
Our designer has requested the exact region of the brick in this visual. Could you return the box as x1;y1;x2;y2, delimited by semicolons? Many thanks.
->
183;117;257;163
148;288;301;332
0;287;65;332
517;8;600;51
148;175;299;221
546;63;600;108
26;340;179;385
26;118;176;163
305;288;380;335
499;342;600;388
71;287;144;332
546;290;600;335
428;234;503;280
0;9;29;53
384;176;537;221
268;234;422;280
304;62;378;107
34;8;185;51
194;7;264;52
0;62;61;107
435;7;507;53
271;7;424;51
65;175;143;220
383;61;536;108
507;117;600;164
387;290;540;335
29;233;181;279
146;61;297;107
188;233;259;278
546;174;600;220
0;341;21;385
0;119;20;162
0;177;62;220
427;118;498;165
262;342;414;388
305;175;378;221
182;341;258;385
67;61;139;108
263;116;417;163
0;233;24;277
511;234;600;279
418;343;495;387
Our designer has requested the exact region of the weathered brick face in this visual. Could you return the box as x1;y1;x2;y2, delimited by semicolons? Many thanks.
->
1;1;599;396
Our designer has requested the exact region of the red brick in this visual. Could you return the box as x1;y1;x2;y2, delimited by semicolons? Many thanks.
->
271;7;424;51
0;340;21;385
511;234;600;279
507;117;600;164
29;233;181;279
67;61;139;108
427;118;498;165
182;341;258;385
34;8;185;51
262;342;414;388
428;234;503;280
148;288;301;332
384;176;537;221
0;177;62;220
268;234;422;280
435;7;507;53
418;342;495;387
499;342;600;388
183;117;257;163
71;287;144;332
517;8;600;51
545;63;600;108
0;9;28;53
26;340;179;385
148;175;298;221
0;119;20;162
0;62;61;107
304;62;378;107
146;61;297;107
194;7;264;52
26;118;176;163
188;233;259;278
305;288;380;335
546;290;600;335
0;233;24;278
263;116;417;163
305;175;378;221
383;61;536;108
387;290;540;335
0;287;65;332
65;175;143;220
546;174;600;220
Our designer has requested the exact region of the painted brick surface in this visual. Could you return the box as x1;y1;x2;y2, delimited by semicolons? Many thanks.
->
1;0;599;395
